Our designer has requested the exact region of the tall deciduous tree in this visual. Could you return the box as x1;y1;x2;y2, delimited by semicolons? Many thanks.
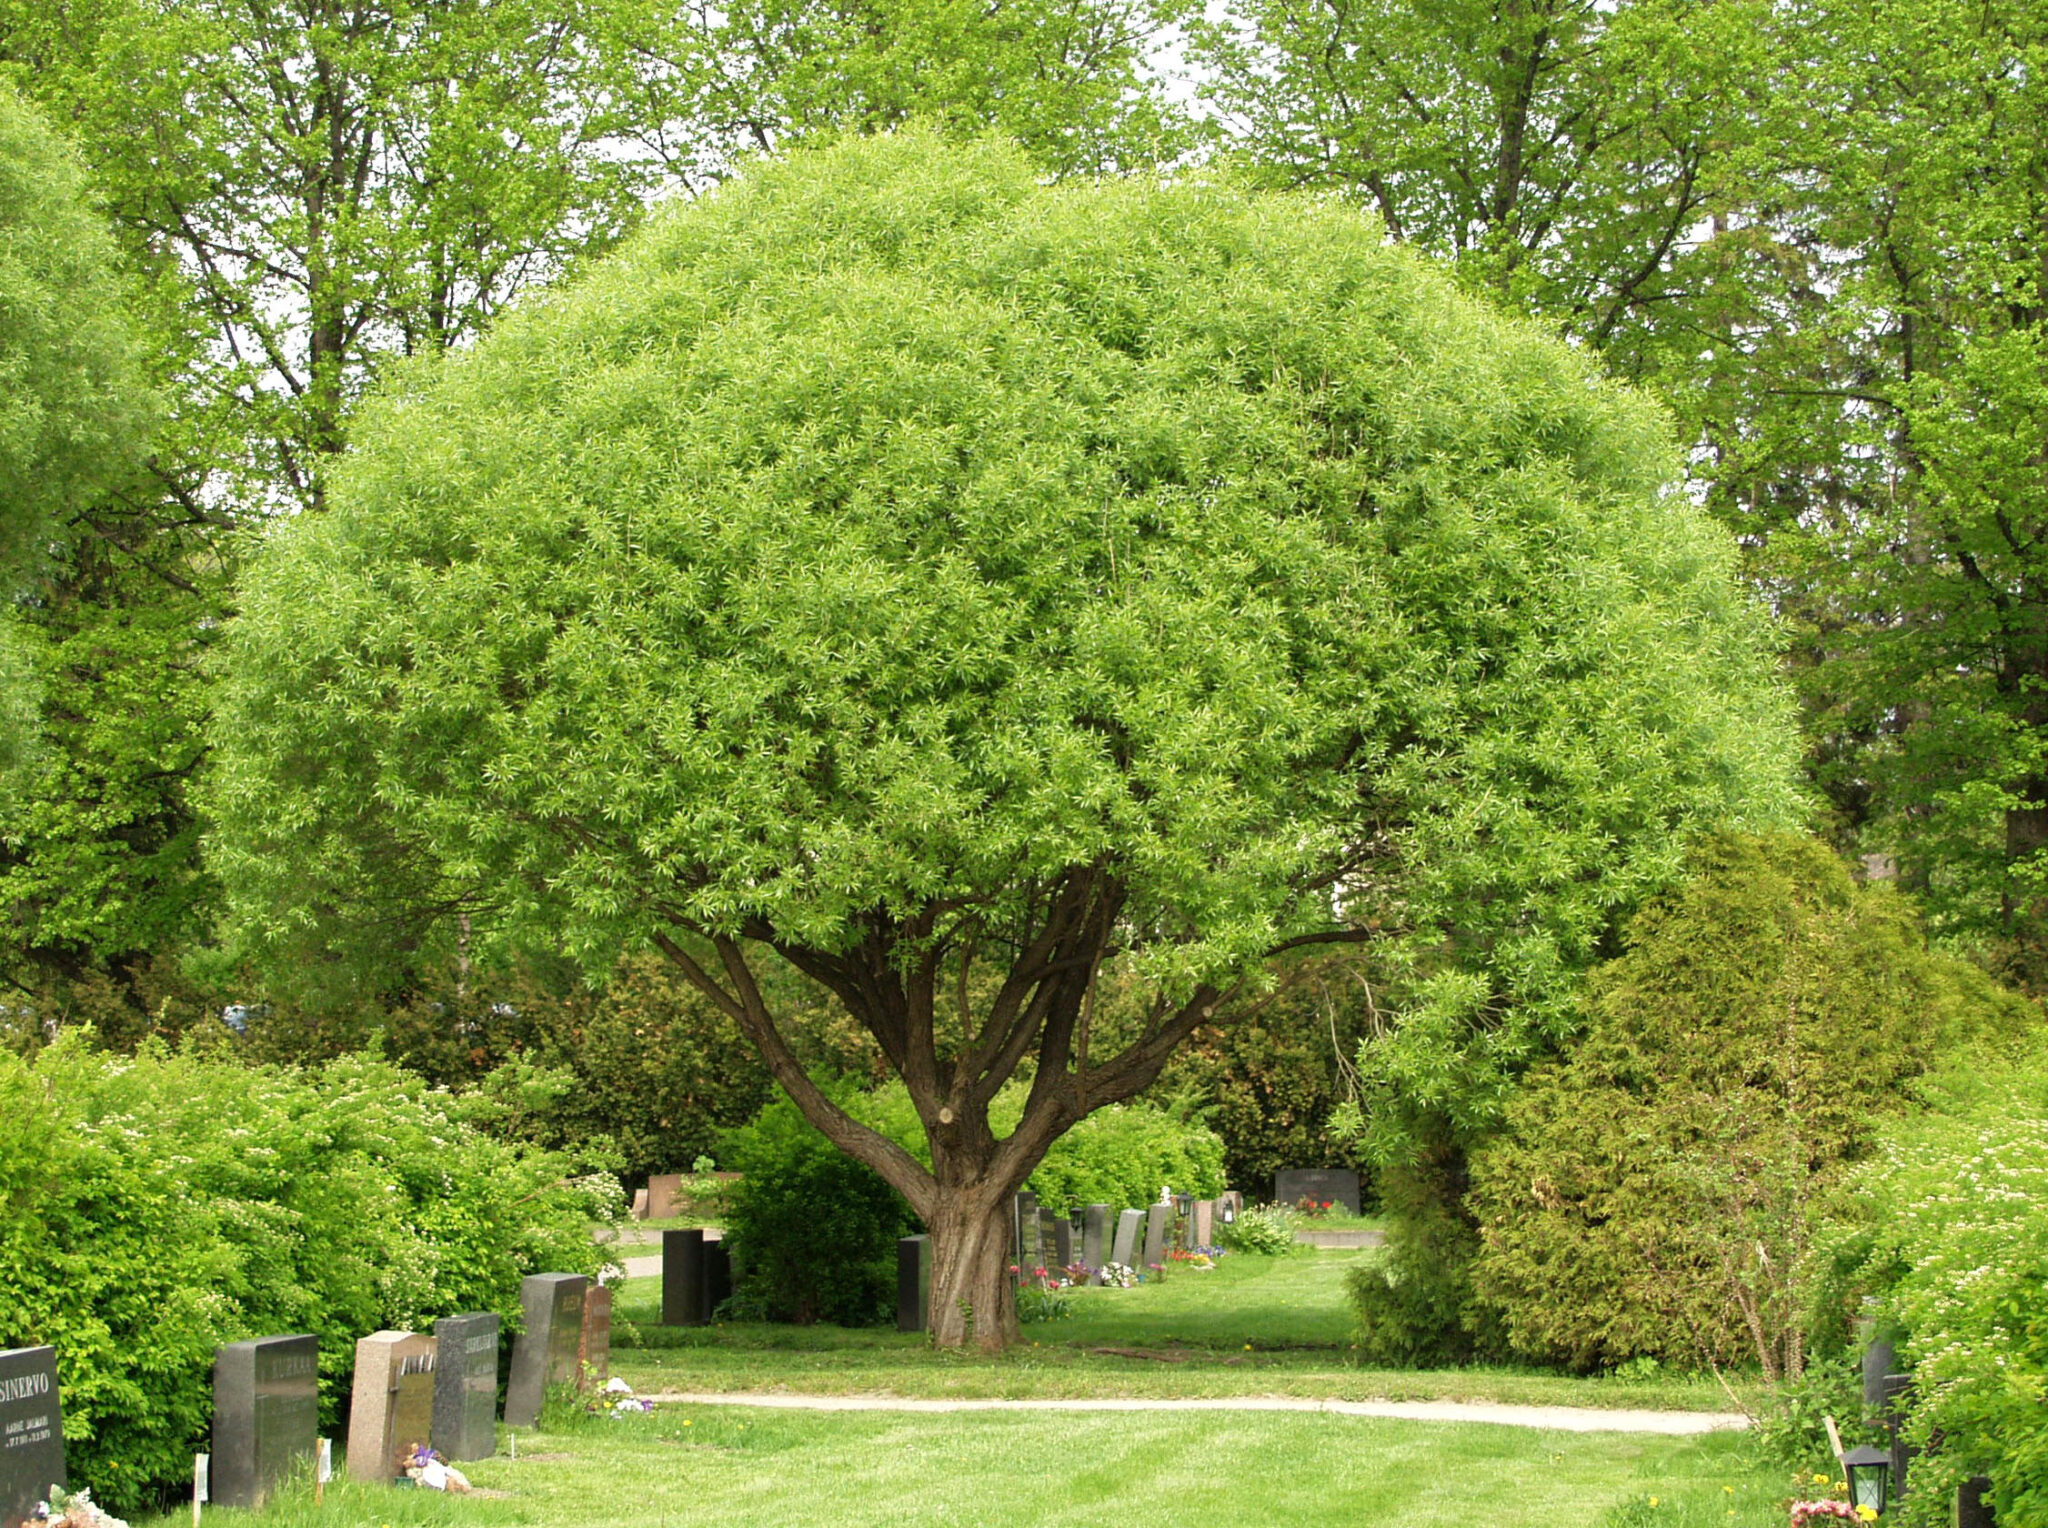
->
207;135;1799;1347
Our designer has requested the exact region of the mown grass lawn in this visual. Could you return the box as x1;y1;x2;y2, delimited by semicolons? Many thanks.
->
608;1250;1756;1415
148;1406;1786;1528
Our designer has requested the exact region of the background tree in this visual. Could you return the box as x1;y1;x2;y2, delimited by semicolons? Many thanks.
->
207;134;1800;1348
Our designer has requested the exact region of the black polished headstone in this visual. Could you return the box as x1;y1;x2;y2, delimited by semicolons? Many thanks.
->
663;1229;706;1327
1957;1475;1996;1528
1273;1169;1361;1216
431;1313;500;1462
212;1334;317;1510
1863;1340;1897;1415
504;1274;586;1428
1052;1217;1074;1269
1014;1192;1040;1266
703;1240;733;1321
1;1346;64;1528
896;1235;931;1333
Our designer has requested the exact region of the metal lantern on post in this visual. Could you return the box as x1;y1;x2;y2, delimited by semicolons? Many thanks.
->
1843;1446;1892;1516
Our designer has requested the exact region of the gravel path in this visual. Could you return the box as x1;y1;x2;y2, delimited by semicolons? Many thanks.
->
633;1390;1747;1436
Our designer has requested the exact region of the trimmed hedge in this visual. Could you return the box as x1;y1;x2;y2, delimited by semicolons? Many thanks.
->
0;1037;609;1516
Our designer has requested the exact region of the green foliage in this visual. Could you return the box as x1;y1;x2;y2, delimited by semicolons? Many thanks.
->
719;1091;918;1325
1840;1051;2048;1524
1159;969;1369;1199
1024;1099;1225;1215
1218;1202;1300;1256
1465;834;2033;1376
208;127;1799;1073
0;1036;609;1516
1346;1137;1503;1367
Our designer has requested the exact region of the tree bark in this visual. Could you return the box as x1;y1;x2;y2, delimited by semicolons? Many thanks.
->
923;1185;1020;1351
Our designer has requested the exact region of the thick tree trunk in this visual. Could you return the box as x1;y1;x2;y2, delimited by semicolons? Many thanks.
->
923;1186;1019;1352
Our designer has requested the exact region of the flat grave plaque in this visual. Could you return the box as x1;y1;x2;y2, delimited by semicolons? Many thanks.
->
1274;1169;1361;1217
431;1313;499;1462
1;1346;64;1528
212;1334;317;1510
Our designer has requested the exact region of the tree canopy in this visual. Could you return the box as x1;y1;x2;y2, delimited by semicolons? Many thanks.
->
210;132;1799;1343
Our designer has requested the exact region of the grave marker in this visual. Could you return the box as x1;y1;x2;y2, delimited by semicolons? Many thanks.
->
1142;1204;1171;1269
1082;1205;1109;1277
211;1334;317;1510
346;1331;436;1483
897;1235;931;1333
1052;1215;1074;1270
431;1313;499;1462
1;1345;64;1528
645;1173;684;1221
1111;1209;1143;1269
504;1274;587;1428
1014;1192;1040;1267
630;1188;650;1220
1274;1169;1361;1216
578;1286;613;1389
663;1229;706;1326
1193;1200;1215;1248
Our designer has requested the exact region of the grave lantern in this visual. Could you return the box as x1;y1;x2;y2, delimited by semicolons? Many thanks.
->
1843;1445;1891;1515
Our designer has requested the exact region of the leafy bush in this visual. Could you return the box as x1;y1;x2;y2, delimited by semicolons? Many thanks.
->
1220;1203;1301;1256
0;1036;610;1516
1024;1097;1226;1214
1464;834;2028;1376
1841;1052;2048;1524
1346;1141;1504;1367
718;1091;917;1325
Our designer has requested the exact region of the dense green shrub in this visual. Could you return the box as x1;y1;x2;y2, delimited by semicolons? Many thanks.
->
1220;1203;1301;1256
1465;834;2030;1376
0;1036;609;1516
718;1091;918;1325
1346;1136;1505;1366
1158;971;1371;1200
1841;1053;2048;1524
1024;1098;1226;1214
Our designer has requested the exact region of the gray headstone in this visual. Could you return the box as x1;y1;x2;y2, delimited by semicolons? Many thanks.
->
211;1334;316;1510
1863;1340;1897;1415
1052;1217;1074;1269
897;1235;931;1333
1142;1203;1171;1269
1274;1168;1361;1216
1111;1209;1142;1269
432;1313;499;1462
1082;1205;1109;1271
1;1346;64;1527
630;1188;650;1220
663;1228;706;1326
503;1273;587;1427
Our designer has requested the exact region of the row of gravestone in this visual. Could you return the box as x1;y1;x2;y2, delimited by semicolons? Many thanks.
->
0;1273;608;1525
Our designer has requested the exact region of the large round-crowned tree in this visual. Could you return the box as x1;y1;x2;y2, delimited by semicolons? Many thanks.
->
209;132;1801;1348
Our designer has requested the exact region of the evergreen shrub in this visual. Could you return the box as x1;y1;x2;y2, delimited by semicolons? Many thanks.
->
0;1036;609;1516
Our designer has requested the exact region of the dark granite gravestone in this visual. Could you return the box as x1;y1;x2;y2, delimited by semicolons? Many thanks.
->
1037;1210;1060;1271
1;1346;64;1528
1014;1192;1040;1267
1142;1204;1171;1269
1274;1168;1361;1216
1110;1209;1142;1269
212;1334;318;1510
1082;1205;1109;1273
345;1331;436;1483
896;1235;931;1333
1052;1216;1073;1270
703;1240;733;1321
431;1313;499;1462
577;1286;613;1390
1862;1339;1897;1417
504;1274;587;1428
1956;1475;1995;1528
663;1229;706;1326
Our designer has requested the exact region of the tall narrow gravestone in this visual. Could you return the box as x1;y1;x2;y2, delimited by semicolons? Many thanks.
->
1014;1192;1040;1267
896;1235;931;1334
1;1345;65;1528
1193;1200;1215;1248
346;1331;436;1483
1051;1216;1074;1270
578;1286;614;1390
1038;1210;1061;1270
1142;1204;1171;1269
212;1334;317;1510
663;1229;706;1327
504;1274;587;1428
1110;1209;1143;1269
431;1313;499;1463
1082;1205;1109;1272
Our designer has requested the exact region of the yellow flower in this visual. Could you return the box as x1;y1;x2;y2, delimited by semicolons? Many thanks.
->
1648;1497;1659;1508
1835;1481;1849;1494
1856;1509;1878;1524
1724;1486;1734;1495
